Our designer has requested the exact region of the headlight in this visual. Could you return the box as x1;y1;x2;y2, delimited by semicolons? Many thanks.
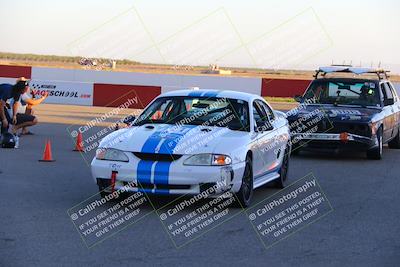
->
96;148;129;162
183;154;232;166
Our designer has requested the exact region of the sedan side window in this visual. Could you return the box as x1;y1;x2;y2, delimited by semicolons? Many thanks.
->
386;83;398;103
380;84;388;106
253;100;273;132
382;83;394;106
253;102;264;125
259;101;275;122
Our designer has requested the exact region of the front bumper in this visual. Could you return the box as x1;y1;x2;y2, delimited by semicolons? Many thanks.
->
292;132;378;151
91;155;246;195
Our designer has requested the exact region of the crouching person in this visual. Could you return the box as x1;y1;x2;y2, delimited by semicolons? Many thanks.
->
0;78;29;147
12;90;48;135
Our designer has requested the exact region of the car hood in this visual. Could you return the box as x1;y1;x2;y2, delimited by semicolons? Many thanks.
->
287;104;381;123
99;124;249;155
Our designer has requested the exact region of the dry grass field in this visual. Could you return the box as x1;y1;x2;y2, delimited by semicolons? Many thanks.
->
5;52;398;81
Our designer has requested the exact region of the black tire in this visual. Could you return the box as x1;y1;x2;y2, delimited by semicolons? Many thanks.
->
99;185;113;198
291;144;301;155
100;190;109;198
275;145;290;188
236;155;254;208
367;128;383;160
388;127;400;149
97;179;112;198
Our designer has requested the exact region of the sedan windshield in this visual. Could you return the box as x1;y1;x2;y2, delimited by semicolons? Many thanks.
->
134;96;250;131
303;80;381;107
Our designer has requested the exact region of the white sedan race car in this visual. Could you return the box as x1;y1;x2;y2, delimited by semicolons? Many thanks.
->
91;89;291;206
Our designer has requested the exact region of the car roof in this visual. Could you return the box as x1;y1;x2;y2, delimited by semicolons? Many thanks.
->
315;66;390;81
161;89;260;102
313;77;383;83
319;66;382;74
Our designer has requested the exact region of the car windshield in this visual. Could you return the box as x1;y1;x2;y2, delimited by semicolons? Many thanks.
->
133;96;250;131
303;80;381;107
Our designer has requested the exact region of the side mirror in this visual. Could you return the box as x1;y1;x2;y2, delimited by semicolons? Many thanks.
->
294;95;303;102
123;115;136;125
256;121;274;132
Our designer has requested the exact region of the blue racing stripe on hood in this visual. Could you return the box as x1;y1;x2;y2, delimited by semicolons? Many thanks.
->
137;125;168;185
140;125;168;154
136;125;196;193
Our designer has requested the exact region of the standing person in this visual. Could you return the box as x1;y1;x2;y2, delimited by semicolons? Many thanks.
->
0;78;29;135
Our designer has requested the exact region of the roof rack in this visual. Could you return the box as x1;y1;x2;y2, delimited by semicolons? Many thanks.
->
314;65;390;80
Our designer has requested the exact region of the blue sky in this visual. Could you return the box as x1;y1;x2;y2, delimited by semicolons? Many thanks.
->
0;0;399;72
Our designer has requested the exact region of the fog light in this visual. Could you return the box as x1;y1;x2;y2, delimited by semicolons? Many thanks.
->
219;167;233;190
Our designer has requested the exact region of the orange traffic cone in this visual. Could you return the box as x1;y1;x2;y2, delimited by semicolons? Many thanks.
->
73;132;84;152
39;140;55;162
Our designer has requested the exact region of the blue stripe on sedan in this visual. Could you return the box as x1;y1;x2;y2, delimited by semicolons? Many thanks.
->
136;125;195;194
153;126;194;193
201;91;219;97
188;91;204;97
136;160;153;184
137;125;168;186
137;188;169;195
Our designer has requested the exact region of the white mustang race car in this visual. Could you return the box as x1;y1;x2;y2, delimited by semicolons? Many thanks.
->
91;89;291;206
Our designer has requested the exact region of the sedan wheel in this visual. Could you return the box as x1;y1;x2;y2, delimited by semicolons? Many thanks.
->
388;127;400;149
367;128;383;160
236;155;253;207
276;145;290;189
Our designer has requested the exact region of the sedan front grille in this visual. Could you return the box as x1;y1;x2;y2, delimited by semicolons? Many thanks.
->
133;152;183;162
322;121;370;136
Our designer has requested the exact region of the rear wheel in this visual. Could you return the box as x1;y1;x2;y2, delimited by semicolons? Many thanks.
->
367;128;383;160
388;127;400;149
275;145;290;188
236;155;253;207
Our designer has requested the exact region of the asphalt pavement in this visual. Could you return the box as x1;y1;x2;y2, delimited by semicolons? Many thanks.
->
0;105;399;267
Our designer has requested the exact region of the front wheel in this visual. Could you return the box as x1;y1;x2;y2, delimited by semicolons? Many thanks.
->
97;178;112;198
388;127;400;149
291;145;301;156
99;190;110;198
236;155;253;207
275;145;290;188
367;128;383;160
